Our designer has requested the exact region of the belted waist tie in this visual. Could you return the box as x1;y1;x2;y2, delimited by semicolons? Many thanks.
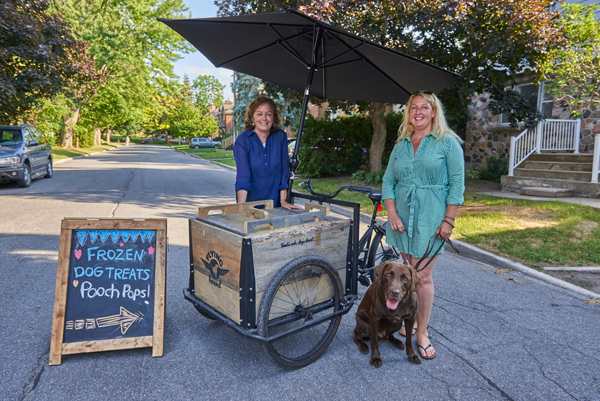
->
398;183;445;237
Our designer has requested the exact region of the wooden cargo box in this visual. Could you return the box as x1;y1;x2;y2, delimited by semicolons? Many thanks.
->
189;200;351;330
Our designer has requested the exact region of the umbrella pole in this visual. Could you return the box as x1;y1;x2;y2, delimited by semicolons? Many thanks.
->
287;71;314;203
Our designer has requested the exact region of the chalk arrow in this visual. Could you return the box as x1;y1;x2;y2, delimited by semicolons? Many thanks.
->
96;307;143;335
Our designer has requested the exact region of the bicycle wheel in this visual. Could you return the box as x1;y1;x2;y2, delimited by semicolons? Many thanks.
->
257;255;343;370
367;230;402;280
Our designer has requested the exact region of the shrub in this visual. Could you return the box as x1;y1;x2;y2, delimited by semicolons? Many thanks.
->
297;115;372;177
479;151;508;182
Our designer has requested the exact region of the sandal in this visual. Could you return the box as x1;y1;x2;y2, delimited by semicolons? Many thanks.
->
418;343;436;360
399;326;417;337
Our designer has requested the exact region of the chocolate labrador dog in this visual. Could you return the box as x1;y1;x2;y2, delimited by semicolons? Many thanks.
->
353;261;421;367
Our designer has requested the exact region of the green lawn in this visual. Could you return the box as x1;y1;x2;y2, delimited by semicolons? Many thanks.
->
295;176;600;269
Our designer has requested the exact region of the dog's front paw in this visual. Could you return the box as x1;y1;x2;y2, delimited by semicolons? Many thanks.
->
357;343;369;354
407;352;421;365
370;357;383;368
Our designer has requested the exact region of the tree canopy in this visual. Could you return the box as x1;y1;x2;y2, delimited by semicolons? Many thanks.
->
541;3;600;117
0;0;89;124
217;0;563;172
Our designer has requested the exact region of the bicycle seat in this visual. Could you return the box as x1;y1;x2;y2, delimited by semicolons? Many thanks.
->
368;190;382;202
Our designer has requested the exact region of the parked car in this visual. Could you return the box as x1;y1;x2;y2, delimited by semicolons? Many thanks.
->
141;137;166;144
0;124;53;187
189;137;220;149
288;140;296;156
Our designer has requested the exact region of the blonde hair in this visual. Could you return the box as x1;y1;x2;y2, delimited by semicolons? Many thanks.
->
398;91;462;143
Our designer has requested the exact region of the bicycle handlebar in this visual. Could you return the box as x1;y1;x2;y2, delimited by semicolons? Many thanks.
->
298;179;374;200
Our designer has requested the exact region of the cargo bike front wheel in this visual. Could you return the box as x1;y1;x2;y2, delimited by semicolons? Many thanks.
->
257;255;343;370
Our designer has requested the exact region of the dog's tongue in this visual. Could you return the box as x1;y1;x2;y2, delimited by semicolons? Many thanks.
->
386;296;399;310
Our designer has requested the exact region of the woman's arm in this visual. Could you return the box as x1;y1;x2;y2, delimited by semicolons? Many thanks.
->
237;189;248;204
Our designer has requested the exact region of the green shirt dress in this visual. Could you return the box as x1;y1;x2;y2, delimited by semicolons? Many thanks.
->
382;132;465;258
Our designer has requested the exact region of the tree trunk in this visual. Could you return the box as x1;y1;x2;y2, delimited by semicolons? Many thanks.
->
60;107;80;148
369;101;387;173
105;128;111;143
94;127;102;147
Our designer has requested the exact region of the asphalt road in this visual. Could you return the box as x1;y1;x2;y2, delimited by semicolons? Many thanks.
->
1;145;599;401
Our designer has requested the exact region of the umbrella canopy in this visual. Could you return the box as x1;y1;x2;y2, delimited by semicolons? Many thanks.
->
159;9;460;104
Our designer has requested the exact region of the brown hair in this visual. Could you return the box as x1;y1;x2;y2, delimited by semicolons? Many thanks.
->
244;96;281;132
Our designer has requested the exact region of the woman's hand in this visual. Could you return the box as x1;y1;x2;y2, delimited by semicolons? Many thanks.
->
280;200;303;210
384;199;404;232
436;220;454;240
388;212;405;232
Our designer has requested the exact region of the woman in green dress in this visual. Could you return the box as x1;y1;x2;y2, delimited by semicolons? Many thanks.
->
382;90;465;360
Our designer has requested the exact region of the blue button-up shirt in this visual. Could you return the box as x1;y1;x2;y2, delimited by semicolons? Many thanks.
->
233;129;290;207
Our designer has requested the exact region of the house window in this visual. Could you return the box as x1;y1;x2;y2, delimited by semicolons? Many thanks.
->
501;82;553;124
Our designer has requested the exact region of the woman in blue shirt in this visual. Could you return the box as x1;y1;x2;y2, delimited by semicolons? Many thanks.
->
234;96;302;210
382;90;465;360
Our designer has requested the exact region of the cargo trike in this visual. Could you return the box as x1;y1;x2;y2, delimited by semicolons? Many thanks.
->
185;179;401;369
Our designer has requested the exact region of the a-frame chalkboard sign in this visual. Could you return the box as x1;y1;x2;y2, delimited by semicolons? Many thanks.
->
50;218;167;365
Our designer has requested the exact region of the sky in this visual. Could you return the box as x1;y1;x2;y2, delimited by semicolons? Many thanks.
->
172;1;234;101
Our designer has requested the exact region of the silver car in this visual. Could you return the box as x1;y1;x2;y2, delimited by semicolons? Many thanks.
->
189;137;220;149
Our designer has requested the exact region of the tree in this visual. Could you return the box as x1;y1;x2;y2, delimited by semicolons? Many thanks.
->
541;3;600;117
168;99;218;138
0;0;86;123
52;0;191;146
192;75;225;114
217;0;563;172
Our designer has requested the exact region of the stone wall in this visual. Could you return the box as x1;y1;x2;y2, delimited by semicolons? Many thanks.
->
465;93;520;169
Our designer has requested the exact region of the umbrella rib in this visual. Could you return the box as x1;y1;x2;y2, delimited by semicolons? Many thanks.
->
268;23;312;69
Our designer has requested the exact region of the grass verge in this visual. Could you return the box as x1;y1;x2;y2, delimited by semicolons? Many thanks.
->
51;143;119;160
299;176;600;268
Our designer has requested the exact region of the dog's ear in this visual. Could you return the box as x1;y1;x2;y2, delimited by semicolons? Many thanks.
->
374;262;388;278
410;266;421;293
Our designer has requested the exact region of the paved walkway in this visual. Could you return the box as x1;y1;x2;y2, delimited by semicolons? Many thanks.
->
481;189;600;209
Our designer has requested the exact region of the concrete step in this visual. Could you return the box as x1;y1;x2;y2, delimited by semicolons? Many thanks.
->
520;161;592;172
527;153;594;163
501;175;600;198
513;168;592;182
519;187;574;198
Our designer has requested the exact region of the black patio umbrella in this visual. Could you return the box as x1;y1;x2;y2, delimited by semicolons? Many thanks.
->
158;9;460;190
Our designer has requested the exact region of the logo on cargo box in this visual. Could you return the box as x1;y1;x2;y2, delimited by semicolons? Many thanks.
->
201;251;229;288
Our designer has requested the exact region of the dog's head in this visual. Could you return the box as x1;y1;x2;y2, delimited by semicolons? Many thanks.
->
374;262;421;310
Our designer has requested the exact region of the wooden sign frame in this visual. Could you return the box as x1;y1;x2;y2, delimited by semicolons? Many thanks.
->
49;218;167;365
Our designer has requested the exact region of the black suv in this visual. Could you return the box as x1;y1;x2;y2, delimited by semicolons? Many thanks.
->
0;124;53;187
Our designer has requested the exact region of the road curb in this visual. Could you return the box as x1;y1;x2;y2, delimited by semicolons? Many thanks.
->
325;202;600;300
173;147;237;172
53;145;123;165
450;240;600;299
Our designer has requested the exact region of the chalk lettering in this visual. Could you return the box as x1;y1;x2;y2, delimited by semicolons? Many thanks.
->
73;266;104;278
122;284;149;301
79;281;120;299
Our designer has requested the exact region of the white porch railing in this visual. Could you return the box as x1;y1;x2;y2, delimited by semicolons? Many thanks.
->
592;134;600;183
508;119;581;177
